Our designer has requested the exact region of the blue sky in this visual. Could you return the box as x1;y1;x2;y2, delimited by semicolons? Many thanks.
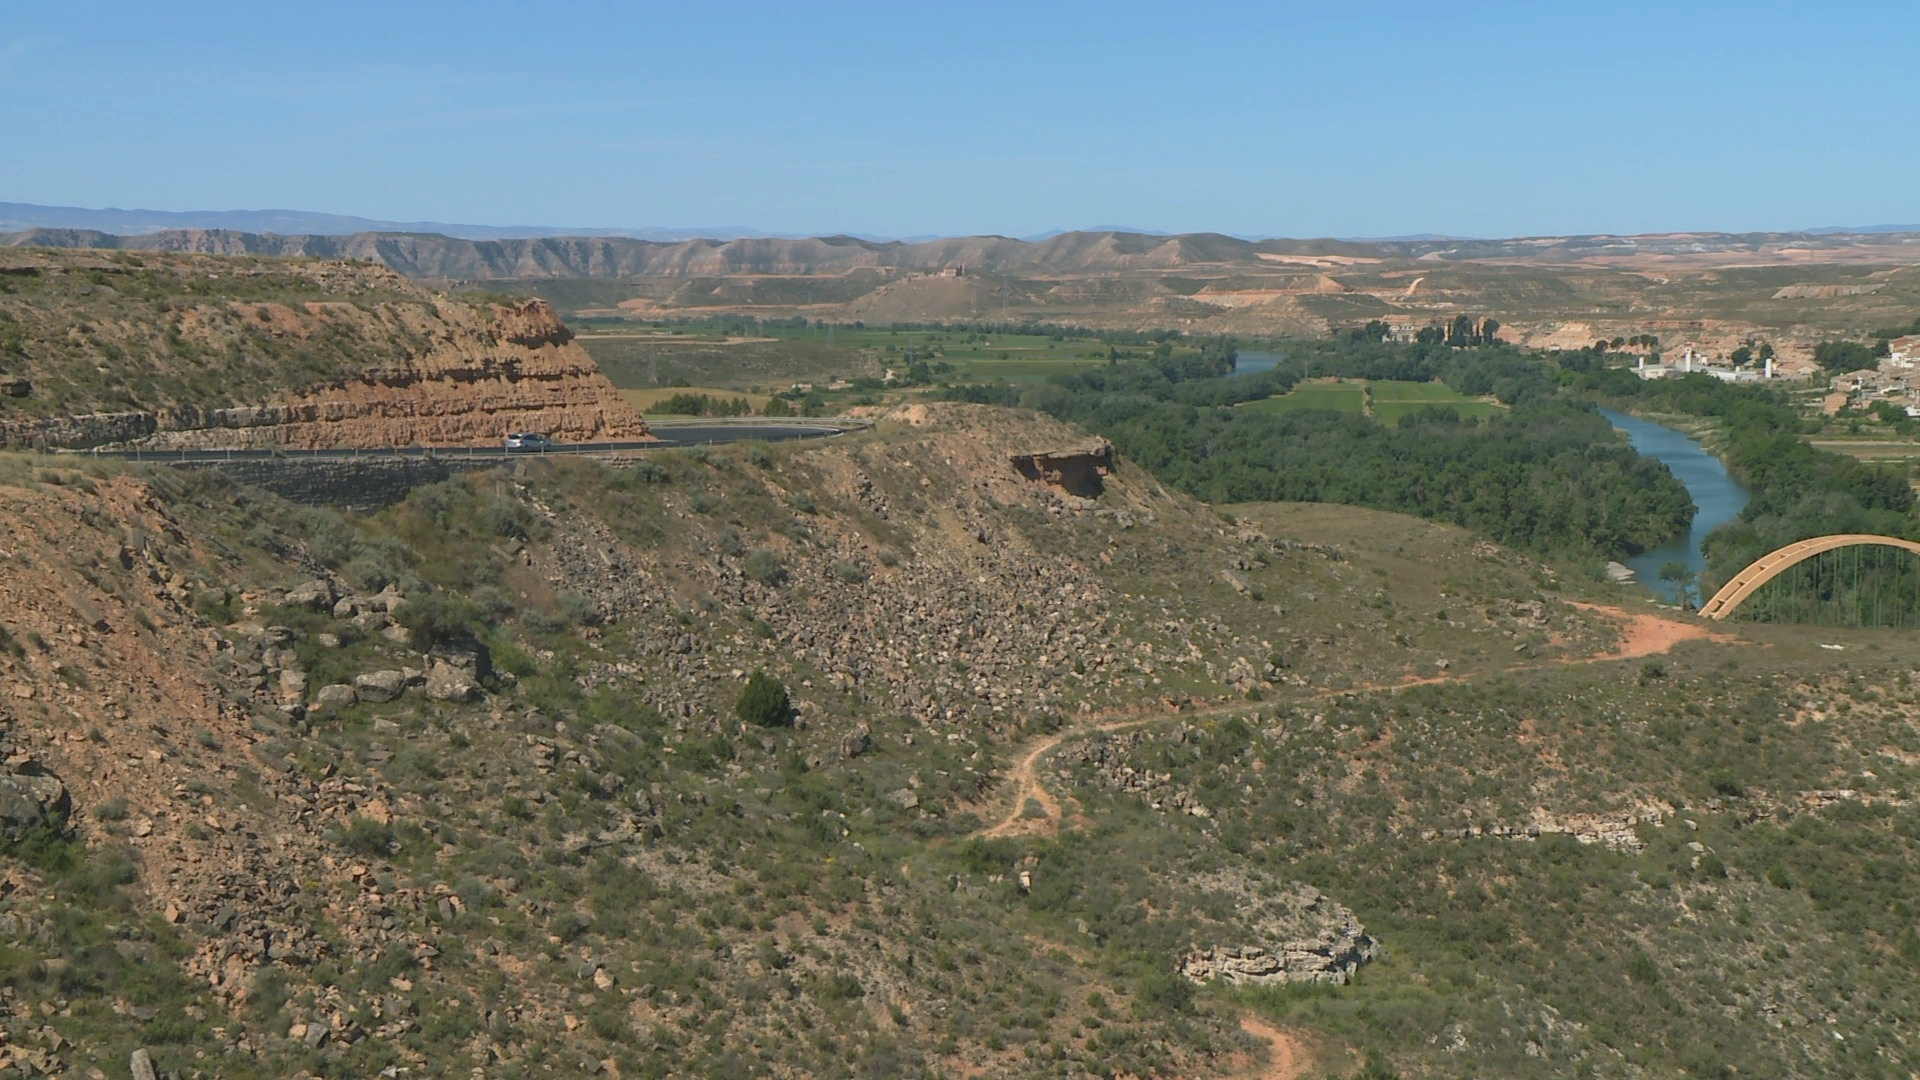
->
2;1;1913;238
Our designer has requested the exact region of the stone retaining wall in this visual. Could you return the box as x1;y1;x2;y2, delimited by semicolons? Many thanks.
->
172;456;509;512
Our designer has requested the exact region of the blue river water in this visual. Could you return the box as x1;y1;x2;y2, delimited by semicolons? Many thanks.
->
1233;349;1283;376
1598;408;1751;603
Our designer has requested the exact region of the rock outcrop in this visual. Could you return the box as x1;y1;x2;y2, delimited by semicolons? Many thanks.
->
1177;874;1378;987
0;764;69;841
1009;440;1113;498
0;251;650;450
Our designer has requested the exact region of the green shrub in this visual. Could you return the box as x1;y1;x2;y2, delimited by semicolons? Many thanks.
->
1707;770;1745;798
745;550;786;587
1135;969;1192;1014
736;672;792;728
331;815;395;857
556;590;600;626
1627;951;1662;984
395;592;484;652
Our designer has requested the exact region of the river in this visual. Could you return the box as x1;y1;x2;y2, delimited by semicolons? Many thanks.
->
1598;408;1750;603
1233;349;1283;377
1229;354;1741;602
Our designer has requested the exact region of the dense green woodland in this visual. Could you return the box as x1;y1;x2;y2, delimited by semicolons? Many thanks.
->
945;330;1920;616
949;340;1694;560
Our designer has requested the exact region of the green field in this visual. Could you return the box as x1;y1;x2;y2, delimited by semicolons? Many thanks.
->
1240;380;1367;414
575;323;1170;390
1240;379;1505;422
1369;379;1507;423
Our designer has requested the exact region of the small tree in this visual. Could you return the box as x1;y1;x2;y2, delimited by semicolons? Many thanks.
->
1658;560;1696;606
395;592;483;652
736;671;792;728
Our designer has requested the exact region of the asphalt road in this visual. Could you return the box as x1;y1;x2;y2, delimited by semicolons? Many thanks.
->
68;423;853;463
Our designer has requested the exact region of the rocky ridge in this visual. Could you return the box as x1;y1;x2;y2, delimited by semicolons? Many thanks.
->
0;249;649;450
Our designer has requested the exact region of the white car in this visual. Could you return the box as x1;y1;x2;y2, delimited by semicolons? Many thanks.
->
503;432;552;452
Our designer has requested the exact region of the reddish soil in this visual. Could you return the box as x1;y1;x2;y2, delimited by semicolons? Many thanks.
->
1237;1015;1312;1080
1567;602;1736;661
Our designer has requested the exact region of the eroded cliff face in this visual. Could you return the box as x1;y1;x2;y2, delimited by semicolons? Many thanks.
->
148;298;650;449
0;249;650;449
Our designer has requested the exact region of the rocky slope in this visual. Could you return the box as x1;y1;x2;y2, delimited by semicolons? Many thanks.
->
0;249;648;449
0;403;1620;1079
3;405;1917;1080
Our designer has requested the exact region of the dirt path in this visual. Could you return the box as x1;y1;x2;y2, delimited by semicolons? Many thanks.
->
1237;1015;1311;1080
979;727;1069;839
1568;601;1736;661
972;602;1726;839
980;715;1158;839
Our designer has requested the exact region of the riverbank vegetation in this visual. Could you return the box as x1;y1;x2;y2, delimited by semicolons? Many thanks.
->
1569;367;1916;597
946;338;1694;561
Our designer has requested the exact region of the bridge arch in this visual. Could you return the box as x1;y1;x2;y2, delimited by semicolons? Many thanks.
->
1698;534;1920;620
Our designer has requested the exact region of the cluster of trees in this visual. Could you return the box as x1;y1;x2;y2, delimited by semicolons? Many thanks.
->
1570;365;1916;597
1409;315;1500;348
850;318;1202;349
1134;402;1692;555
1592;335;1661;352
1813;339;1888;373
1872;315;1920;339
653;393;760;417
949;338;1693;558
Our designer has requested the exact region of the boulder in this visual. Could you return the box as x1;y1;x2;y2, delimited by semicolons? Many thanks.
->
0;768;70;841
313;683;359;710
841;723;871;760
887;788;920;810
130;1048;158;1080
353;670;408;703
430;643;493;681
285;580;335;611
1176;876;1379;987
425;661;480;703
278;668;309;703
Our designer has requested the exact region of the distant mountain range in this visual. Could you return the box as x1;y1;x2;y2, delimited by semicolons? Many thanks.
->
10;201;1918;247
8;223;1920;282
1806;224;1920;235
0;201;791;242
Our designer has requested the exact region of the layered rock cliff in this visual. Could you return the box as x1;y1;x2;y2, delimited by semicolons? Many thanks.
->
0;249;649;449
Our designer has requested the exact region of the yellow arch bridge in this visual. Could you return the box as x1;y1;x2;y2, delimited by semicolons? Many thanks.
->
1699;534;1920;621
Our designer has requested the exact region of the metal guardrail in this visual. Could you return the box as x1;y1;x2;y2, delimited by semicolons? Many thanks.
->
644;416;873;431
53;418;873;463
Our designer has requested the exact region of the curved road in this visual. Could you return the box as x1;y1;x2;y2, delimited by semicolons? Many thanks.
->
64;421;861;463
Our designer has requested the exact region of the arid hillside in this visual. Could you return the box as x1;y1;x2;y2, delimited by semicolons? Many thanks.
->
2;401;1919;1078
12;228;1916;357
0;248;648;449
